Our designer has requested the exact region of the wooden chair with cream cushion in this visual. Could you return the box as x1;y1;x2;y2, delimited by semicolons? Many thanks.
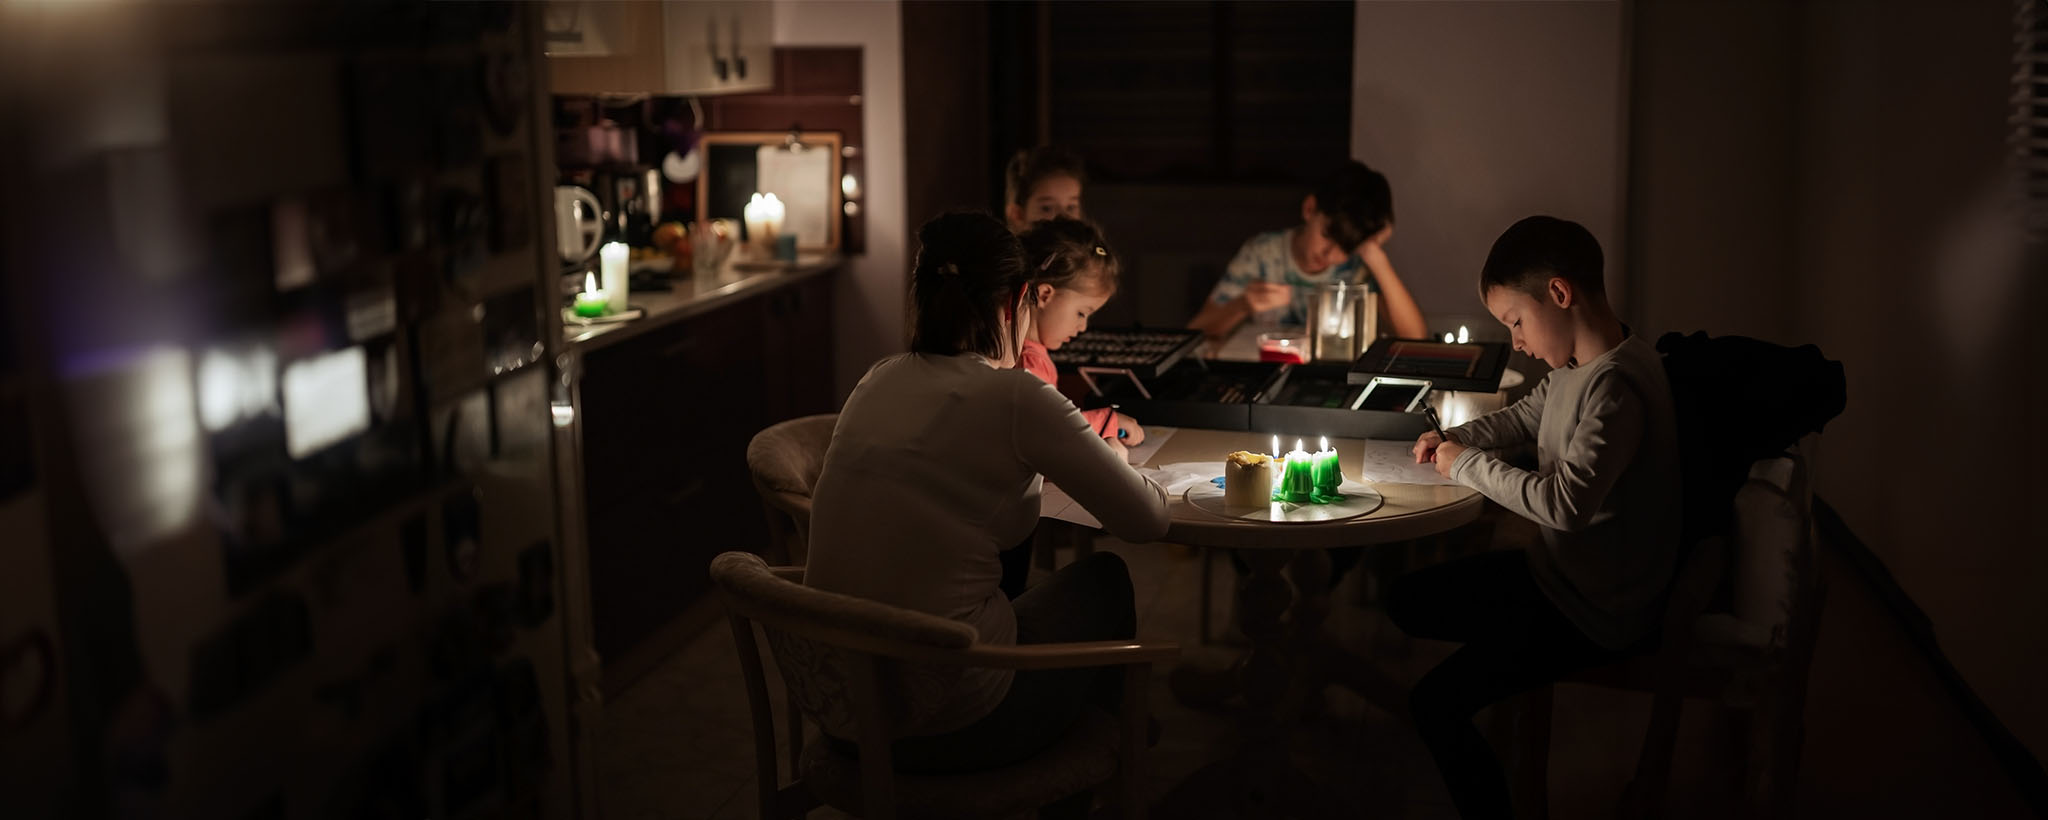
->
1509;436;1824;820
710;551;1178;820
746;414;837;565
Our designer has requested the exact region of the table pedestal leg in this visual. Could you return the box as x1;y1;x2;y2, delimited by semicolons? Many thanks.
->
1159;550;1354;818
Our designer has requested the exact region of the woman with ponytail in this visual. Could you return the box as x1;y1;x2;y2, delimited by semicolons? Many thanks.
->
803;211;1169;776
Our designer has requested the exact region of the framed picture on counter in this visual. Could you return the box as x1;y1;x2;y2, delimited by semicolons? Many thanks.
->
697;130;845;253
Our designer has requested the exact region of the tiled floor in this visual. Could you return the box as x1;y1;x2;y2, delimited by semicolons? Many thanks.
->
595;525;2036;819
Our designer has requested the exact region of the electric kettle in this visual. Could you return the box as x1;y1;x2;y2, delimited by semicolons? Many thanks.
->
553;185;604;263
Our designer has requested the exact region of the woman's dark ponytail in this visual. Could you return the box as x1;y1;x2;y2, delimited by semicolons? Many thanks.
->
909;211;1028;358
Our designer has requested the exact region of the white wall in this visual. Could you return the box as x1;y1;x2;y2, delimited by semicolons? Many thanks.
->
1351;0;1628;337
772;0;904;401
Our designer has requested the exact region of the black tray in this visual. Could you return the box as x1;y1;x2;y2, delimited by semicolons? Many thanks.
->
1082;359;1284;432
1252;364;1432;441
1347;338;1510;393
1049;327;1205;382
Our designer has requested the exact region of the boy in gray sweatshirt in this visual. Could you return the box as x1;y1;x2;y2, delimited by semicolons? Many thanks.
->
1393;216;1680;819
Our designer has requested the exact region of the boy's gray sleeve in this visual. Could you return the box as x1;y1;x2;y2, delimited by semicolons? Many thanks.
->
1448;372;1642;533
1446;376;1548;450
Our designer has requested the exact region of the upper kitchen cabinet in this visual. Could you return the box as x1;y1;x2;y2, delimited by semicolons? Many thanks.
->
545;1;775;96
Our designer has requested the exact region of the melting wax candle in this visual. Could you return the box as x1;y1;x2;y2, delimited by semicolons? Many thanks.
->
600;241;630;312
1311;436;1345;501
744;192;786;253
573;272;608;317
1277;438;1315;503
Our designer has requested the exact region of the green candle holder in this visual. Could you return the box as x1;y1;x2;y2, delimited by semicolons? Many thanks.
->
1274;455;1317;504
1310;452;1345;503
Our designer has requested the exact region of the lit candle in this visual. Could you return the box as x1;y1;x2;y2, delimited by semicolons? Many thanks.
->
1311;435;1345;500
743;192;786;252
1457;325;1470;344
1443;332;1455;343
573;272;608;317
600;241;629;313
1277;438;1315;503
762;192;785;239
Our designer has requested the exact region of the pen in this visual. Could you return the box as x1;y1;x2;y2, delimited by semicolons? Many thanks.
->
1099;403;1121;438
1422;405;1449;462
1423;405;1447;440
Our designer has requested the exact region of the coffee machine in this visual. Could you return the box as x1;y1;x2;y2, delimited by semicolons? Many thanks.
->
554;98;668;251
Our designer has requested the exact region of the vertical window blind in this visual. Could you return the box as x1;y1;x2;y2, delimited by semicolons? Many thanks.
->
2018;0;2047;239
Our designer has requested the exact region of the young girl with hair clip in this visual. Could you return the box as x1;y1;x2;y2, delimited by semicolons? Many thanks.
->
1015;216;1145;446
803;211;1168;780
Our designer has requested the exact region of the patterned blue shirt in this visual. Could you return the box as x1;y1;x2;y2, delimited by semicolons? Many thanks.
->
1205;229;1375;327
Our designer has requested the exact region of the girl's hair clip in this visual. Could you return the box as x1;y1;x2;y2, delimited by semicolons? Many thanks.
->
939;262;960;276
1039;251;1058;271
1093;245;1107;257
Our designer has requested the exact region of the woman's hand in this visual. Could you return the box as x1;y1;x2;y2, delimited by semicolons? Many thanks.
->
1115;413;1145;446
1106;434;1131;463
1411;431;1444;464
1433;440;1468;479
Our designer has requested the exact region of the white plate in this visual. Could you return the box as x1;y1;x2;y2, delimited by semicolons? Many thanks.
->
1183;480;1384;524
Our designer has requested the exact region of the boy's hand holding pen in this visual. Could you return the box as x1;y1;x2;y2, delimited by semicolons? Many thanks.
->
1414;405;1469;478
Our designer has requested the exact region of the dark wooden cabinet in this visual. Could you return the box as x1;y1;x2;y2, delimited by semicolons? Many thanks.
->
576;270;834;676
761;273;837;424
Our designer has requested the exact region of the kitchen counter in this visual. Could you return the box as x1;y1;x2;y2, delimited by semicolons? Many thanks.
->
563;255;842;353
565;252;839;681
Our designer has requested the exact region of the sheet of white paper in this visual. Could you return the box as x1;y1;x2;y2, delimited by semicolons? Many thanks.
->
756;146;832;247
1354;439;1463;486
1122;426;1177;466
1037;481;1100;528
1139;461;1227;497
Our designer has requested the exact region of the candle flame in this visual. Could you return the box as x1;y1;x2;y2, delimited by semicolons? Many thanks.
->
1271;435;1279;458
1295;438;1303;454
584;272;598;293
1443;332;1455;343
1457;325;1470;344
1320;436;1328;452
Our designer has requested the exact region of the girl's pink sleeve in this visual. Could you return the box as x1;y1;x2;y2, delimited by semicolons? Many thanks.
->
1019;343;1060;386
1081;407;1117;440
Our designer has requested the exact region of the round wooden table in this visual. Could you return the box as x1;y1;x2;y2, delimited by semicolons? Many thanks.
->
1138;428;1484;818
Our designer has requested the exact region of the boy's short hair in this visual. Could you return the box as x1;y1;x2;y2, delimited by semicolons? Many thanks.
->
1005;146;1087;207
1313;161;1394;251
1479;216;1607;300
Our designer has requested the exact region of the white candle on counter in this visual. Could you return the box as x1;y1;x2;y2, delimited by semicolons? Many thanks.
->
762;192;785;239
744;193;767;244
744;192;786;252
600;241;629;313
